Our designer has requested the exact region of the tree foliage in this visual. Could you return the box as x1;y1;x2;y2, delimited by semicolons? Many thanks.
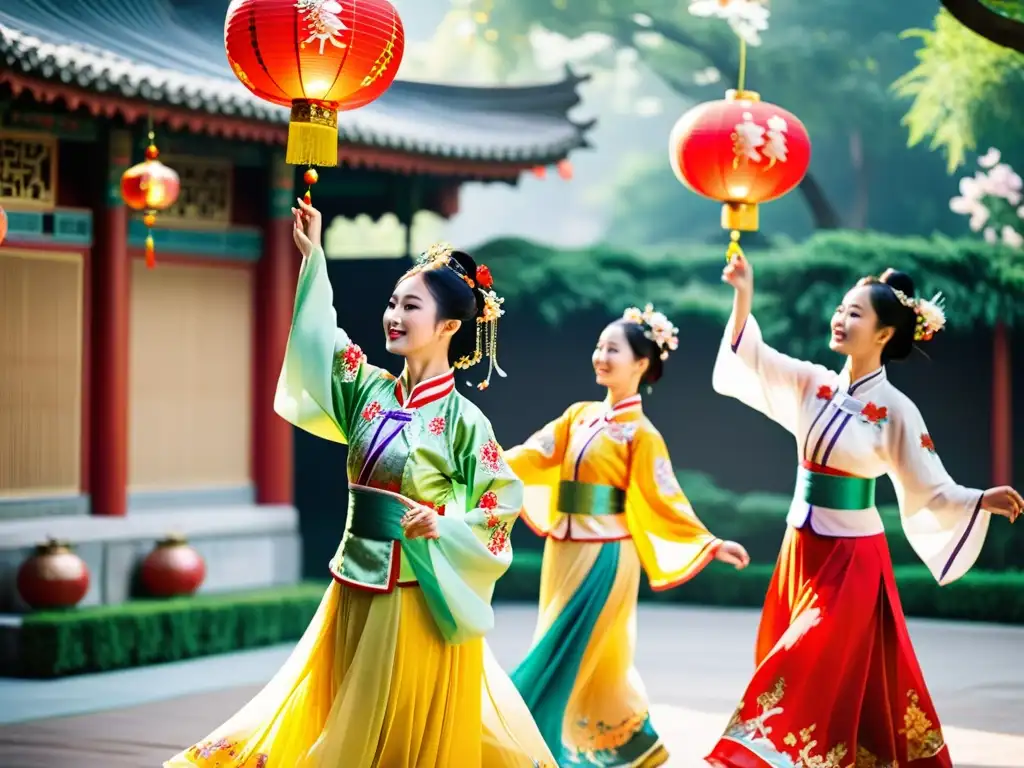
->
895;9;1024;172
480;230;1024;361
454;0;965;238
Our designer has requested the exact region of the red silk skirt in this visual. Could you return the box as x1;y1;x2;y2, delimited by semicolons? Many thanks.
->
705;525;950;768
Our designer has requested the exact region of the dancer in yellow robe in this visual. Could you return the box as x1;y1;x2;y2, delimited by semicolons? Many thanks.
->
164;201;554;767
506;305;750;767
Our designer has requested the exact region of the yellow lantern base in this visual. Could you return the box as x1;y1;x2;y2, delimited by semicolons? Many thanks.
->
722;202;759;232
287;100;339;168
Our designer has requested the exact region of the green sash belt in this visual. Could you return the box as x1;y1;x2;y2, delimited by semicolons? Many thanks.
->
346;487;407;541
557;480;626;517
795;467;875;510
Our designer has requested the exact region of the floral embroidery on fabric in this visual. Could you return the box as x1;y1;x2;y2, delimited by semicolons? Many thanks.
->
724;678;849;768
860;402;889;428
525;425;557;457
899;690;945;760
920;433;936;454
485;512;510;554
187;738;269;767
427;416;446;436
854;746;898;768
333;342;365;383
816;385;835;401
479;439;503;475
361;400;382;422
605;421;639;444
478;491;499;510
653;456;681;497
571;710;651;753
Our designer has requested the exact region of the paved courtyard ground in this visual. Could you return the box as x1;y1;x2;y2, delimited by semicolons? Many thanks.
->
0;604;1021;766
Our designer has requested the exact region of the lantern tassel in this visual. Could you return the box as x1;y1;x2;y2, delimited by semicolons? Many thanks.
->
726;230;744;263
287;101;339;168
145;231;156;269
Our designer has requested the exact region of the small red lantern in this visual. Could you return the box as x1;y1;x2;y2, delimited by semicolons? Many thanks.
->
0;206;7;246
16;539;90;610
669;89;811;259
557;159;574;181
225;0;406;171
141;534;206;598
121;137;180;268
531;166;547;179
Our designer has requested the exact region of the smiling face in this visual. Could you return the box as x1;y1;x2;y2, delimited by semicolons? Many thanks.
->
829;284;895;359
383;272;460;360
592;322;649;392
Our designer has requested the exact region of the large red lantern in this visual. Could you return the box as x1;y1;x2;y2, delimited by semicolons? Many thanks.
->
121;136;180;269
225;0;406;171
669;89;811;258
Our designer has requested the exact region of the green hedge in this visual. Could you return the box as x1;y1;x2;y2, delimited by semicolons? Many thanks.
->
478;230;1024;362
11;583;326;679
494;550;1024;625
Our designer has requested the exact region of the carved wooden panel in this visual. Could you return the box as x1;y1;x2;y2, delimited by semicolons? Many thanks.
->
160;155;233;226
0;131;58;210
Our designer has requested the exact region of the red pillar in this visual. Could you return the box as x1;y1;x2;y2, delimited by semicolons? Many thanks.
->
253;152;296;504
89;129;131;515
992;321;1013;487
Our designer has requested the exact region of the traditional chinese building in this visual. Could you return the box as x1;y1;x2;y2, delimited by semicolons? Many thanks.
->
0;0;592;610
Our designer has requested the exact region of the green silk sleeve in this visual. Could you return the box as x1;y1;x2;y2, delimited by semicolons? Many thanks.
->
401;409;523;644
273;246;381;444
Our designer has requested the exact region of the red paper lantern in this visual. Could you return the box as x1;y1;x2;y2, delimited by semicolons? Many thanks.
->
557;159;574;181
121;141;181;268
669;89;811;241
141;535;206;598
0;206;7;246
16;539;90;610
225;0;406;168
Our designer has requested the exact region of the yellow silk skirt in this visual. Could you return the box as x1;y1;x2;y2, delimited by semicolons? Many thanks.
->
165;581;552;768
527;539;667;767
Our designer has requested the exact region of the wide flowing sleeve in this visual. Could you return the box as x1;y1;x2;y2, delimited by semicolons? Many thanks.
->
504;402;584;535
886;396;988;586
626;427;723;590
401;409;524;645
273;246;382;444
712;312;828;435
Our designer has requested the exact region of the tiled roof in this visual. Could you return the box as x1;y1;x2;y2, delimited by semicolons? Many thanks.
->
0;0;593;165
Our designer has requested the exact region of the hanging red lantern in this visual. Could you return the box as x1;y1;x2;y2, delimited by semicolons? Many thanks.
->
669;89;811;259
557;159;573;180
16;539;90;610
225;0;406;172
121;136;180;269
141;534;206;597
531;166;547;179
0;205;7;246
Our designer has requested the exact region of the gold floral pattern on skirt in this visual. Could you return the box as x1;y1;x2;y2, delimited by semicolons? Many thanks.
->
899;690;945;760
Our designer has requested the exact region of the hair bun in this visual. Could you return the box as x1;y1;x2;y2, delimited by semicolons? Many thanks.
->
879;268;916;298
450;250;478;283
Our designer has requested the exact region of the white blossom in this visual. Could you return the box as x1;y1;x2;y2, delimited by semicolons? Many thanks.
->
1002;226;1024;248
689;0;770;46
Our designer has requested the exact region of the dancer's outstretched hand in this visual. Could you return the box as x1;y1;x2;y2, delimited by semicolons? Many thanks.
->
715;540;751;569
722;250;753;296
982;485;1024;522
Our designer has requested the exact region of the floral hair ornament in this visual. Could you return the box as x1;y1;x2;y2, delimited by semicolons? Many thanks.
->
878;269;947;342
622;303;680;360
411;242;507;391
